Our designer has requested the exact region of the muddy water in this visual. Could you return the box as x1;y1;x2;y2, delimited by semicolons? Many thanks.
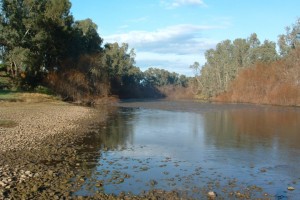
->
76;100;300;199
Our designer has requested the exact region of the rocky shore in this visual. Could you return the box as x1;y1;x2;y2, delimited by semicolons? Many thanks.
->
0;102;99;152
0;101;106;199
0;101;187;199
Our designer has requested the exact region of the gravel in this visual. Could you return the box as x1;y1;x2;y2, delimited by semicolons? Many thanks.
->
0;101;196;199
0;102;98;152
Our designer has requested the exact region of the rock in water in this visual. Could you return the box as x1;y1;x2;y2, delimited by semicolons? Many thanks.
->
288;186;295;191
207;191;217;199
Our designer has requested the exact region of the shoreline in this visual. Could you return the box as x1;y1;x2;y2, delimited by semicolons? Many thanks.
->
0;101;109;199
0;100;277;199
0;101;186;199
0;101;100;152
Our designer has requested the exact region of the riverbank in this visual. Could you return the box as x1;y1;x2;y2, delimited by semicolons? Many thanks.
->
0;97;187;199
0;97;109;199
0;101;99;152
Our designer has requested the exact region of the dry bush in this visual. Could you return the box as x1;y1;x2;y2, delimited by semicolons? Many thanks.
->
158;85;195;100
46;70;90;102
215;48;300;106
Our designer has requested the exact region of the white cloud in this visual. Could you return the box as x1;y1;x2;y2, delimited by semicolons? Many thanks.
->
105;24;218;54
103;24;220;75
135;51;206;76
161;0;206;9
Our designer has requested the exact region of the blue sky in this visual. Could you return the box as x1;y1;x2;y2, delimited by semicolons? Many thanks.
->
70;0;300;76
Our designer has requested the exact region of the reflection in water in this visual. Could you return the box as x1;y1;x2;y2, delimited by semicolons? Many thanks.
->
202;109;300;198
75;102;300;199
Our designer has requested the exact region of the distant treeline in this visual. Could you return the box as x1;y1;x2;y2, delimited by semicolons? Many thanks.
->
0;0;191;102
191;18;300;106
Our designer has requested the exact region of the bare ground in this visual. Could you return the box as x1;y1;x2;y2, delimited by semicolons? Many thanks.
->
0;101;98;152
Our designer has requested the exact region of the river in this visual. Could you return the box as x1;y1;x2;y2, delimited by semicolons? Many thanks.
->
75;100;300;199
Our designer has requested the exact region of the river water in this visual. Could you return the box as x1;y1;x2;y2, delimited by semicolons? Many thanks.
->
76;100;300;199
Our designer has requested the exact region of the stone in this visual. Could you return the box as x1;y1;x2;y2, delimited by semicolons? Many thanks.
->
207;191;217;199
288;186;295;191
0;181;6;187
20;174;27;179
150;180;158;186
25;171;31;176
48;170;54;176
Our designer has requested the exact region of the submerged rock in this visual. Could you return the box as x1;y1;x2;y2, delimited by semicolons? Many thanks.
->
288;186;295;191
207;191;217;199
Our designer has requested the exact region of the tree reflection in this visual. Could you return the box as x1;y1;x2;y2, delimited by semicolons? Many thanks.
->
203;108;300;150
74;107;136;169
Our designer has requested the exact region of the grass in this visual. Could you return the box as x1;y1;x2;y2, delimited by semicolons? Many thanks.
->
0;89;61;103
0;90;20;101
0;119;18;128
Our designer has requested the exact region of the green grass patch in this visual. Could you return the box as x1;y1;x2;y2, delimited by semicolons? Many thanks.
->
0;120;18;128
0;90;20;101
0;88;59;102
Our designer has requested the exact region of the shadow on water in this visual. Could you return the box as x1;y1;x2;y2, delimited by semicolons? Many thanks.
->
73;101;300;199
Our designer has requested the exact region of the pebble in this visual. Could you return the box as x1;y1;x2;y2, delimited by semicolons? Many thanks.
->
288;186;295;191
0;181;6;187
150;180;158;186
207;191;217;199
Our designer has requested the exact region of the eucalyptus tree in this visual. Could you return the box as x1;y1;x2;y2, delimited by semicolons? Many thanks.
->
199;40;235;96
143;67;188;87
0;0;75;88
73;18;102;55
257;40;278;62
103;43;138;84
278;18;300;57
88;42;142;95
195;33;279;98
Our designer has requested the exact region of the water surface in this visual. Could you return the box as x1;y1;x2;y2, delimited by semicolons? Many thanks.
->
76;100;300;199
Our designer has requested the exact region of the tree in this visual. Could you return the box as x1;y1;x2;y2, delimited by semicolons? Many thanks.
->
143;67;188;87
278;18;300;57
73;18;102;55
87;42;141;96
257;40;278;62
0;0;77;88
196;33;279;98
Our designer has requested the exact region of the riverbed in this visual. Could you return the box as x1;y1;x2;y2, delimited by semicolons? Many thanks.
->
1;100;300;199
75;100;300;199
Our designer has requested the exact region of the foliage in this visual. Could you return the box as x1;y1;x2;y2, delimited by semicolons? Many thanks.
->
46;70;90;101
0;0;102;89
213;18;300;105
215;48;300;106
0;0;196;101
193;33;278;98
102;43;141;90
278;18;300;56
143;68;189;87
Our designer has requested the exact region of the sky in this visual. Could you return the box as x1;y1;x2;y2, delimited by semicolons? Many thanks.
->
70;0;300;76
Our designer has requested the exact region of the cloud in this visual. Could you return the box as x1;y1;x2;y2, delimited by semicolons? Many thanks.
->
135;51;206;76
161;0;206;9
105;24;218;54
103;24;219;75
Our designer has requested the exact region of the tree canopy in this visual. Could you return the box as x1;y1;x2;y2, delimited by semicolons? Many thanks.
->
2;0;299;103
0;0;190;100
193;33;278;97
